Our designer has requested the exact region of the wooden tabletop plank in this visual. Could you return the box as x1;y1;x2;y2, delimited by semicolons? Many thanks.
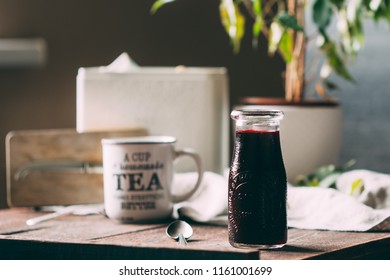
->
261;229;390;260
0;208;166;242
1;208;390;260
90;224;259;259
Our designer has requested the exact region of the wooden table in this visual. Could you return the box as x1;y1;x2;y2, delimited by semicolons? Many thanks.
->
0;208;389;260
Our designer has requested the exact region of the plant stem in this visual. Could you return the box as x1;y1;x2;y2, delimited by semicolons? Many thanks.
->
285;0;305;102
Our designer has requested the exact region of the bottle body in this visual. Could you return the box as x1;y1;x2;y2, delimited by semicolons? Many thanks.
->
228;109;287;249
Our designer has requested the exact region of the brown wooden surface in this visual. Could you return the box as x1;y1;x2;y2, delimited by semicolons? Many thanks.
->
0;208;389;260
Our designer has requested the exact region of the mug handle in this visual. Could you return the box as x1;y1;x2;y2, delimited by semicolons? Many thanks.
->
171;148;204;203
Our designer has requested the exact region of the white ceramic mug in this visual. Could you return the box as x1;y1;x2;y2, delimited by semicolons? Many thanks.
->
101;136;203;223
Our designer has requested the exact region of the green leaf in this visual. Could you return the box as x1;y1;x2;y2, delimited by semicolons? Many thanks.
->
337;7;363;56
150;0;176;15
294;160;356;188
350;17;365;53
253;16;263;39
311;164;337;182
294;165;338;187
312;0;333;30
387;3;390;23
346;0;363;23
350;178;365;196
324;79;340;90
319;173;342;188
279;31;293;62
251;0;263;38
251;0;262;14
340;159;357;170
321;40;355;82
268;21;284;55
295;175;319;187
335;1;364;56
234;6;246;53
219;1;246;53
372;2;390;22
369;0;382;12
277;11;304;32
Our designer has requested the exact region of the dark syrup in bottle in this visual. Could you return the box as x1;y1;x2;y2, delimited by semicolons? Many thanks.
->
228;129;287;249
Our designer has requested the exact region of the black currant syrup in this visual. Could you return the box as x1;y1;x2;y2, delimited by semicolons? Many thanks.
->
228;129;287;249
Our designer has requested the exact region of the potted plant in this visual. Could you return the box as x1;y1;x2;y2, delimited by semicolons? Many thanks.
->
151;0;390;181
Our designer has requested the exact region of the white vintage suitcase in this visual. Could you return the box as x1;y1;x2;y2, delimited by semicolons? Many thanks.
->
76;64;229;174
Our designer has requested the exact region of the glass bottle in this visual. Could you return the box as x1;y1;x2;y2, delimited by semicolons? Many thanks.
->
228;108;287;249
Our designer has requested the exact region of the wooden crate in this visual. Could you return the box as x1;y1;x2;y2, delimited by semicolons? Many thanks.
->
6;128;147;207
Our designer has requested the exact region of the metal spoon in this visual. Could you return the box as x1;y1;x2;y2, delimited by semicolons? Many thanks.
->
166;220;193;246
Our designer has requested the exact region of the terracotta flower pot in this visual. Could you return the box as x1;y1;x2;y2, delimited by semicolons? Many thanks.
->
237;97;343;182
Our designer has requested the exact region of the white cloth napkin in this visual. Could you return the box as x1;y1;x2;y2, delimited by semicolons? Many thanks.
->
172;172;228;225
336;169;390;209
172;169;390;231
287;185;390;231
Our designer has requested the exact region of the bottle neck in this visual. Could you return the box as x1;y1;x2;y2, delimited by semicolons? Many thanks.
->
231;108;284;132
235;119;281;132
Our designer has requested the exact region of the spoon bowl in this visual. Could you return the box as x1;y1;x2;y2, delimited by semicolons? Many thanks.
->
166;220;193;245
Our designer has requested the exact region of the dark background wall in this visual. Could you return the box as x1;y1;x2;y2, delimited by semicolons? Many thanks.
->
0;0;284;208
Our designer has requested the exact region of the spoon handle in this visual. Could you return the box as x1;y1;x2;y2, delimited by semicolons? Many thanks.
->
26;205;77;226
178;233;187;246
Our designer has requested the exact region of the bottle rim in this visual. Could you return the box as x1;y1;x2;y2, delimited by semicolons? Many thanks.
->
231;108;284;120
